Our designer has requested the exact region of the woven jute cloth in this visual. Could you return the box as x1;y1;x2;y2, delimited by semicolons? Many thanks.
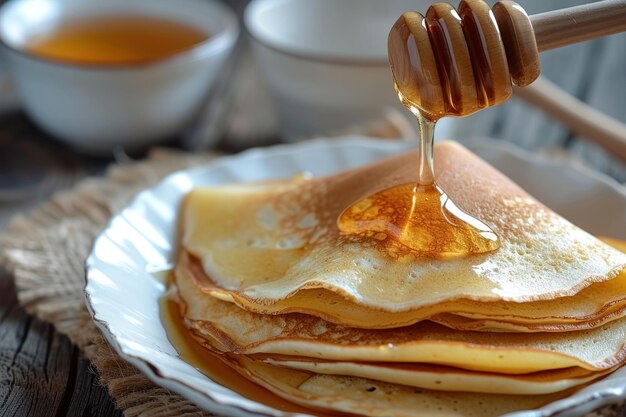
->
1;149;215;416
0;144;624;417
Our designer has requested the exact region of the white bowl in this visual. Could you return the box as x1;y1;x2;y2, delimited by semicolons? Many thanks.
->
245;0;436;140
0;0;238;154
86;137;626;417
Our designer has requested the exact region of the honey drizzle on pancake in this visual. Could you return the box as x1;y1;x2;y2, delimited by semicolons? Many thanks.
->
337;3;512;259
337;96;499;260
338;182;499;259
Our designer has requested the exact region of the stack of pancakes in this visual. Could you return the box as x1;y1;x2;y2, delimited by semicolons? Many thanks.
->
172;141;626;416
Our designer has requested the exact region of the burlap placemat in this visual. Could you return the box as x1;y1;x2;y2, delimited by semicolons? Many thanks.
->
1;149;215;416
0;143;624;417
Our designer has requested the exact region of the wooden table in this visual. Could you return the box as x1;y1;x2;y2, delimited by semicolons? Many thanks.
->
0;0;625;415
0;115;120;417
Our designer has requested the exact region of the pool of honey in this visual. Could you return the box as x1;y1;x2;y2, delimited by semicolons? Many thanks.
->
338;183;499;259
160;289;338;416
24;15;208;66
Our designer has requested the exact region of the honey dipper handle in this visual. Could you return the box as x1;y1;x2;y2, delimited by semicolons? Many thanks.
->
530;0;626;52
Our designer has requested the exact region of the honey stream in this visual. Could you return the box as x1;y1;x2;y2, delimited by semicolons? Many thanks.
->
338;4;505;259
338;107;500;259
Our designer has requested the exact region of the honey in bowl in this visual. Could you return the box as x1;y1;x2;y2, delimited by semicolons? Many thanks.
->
23;15;208;66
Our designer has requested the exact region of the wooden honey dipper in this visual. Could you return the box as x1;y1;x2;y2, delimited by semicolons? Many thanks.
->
389;0;626;121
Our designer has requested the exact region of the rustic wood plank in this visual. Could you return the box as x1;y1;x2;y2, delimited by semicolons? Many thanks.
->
0;272;121;417
63;355;123;417
0;113;91;230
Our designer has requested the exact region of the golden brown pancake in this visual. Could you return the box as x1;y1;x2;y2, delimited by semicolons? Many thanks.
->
428;238;626;331
183;246;626;332
185;326;570;417
175;257;626;374
171;141;626;415
180;141;626;329
258;354;610;395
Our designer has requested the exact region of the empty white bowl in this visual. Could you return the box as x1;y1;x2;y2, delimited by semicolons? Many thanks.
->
0;0;238;154
244;0;434;140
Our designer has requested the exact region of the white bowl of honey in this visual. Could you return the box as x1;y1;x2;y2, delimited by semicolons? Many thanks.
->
0;0;238;154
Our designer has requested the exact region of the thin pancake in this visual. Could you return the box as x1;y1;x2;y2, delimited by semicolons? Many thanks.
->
190;334;568;417
258;355;610;395
175;257;626;374
185;246;626;331
181;141;626;329
429;238;626;331
430;305;626;332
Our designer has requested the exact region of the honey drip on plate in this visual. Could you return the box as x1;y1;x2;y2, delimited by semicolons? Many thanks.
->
159;285;331;415
338;95;500;260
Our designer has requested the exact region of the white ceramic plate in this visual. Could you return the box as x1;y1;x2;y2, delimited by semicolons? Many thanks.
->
85;137;626;417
